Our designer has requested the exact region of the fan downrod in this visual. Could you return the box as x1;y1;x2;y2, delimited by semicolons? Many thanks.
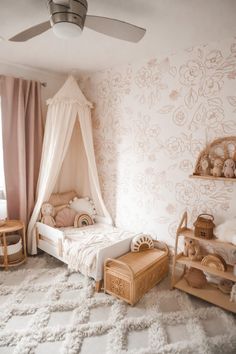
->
49;0;88;31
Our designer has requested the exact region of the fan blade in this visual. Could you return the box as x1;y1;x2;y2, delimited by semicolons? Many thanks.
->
85;15;146;43
9;21;51;42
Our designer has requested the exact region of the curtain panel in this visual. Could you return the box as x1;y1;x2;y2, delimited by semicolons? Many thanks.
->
0;75;43;228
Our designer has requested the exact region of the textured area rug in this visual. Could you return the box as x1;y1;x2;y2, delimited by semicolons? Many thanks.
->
0;255;235;354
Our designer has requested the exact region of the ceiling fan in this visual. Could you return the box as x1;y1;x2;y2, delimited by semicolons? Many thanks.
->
9;0;146;43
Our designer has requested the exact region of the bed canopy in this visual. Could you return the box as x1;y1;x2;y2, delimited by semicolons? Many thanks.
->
27;75;112;254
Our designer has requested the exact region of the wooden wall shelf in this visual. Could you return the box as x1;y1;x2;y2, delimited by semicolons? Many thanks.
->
192;136;236;179
171;212;236;314
190;174;236;182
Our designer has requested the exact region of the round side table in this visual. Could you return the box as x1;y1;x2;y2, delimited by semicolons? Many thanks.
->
0;220;27;270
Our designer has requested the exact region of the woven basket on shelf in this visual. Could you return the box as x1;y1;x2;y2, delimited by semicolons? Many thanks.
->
193;214;215;239
0;235;23;264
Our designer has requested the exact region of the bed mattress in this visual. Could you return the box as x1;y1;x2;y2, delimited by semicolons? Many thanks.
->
36;222;137;281
62;223;137;276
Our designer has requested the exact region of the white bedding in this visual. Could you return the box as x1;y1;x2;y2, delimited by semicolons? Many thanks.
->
62;223;139;276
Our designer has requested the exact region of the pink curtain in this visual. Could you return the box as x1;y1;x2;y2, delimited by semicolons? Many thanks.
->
0;75;43;226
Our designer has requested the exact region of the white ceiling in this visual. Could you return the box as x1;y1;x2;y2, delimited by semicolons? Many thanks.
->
0;0;236;74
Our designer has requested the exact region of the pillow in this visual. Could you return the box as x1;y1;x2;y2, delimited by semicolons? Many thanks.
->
55;207;77;228
49;190;78;207
54;204;68;215
131;234;154;252
69;197;96;218
74;212;94;228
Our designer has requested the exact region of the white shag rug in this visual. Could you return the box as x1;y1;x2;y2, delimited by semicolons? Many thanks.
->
0;255;235;354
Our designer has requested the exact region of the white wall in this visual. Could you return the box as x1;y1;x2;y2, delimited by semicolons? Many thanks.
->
80;36;236;248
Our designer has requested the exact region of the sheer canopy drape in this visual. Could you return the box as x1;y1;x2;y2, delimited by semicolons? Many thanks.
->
28;76;112;254
0;75;43;225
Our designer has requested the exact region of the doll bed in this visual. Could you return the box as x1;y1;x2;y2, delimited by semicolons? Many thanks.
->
36;221;136;289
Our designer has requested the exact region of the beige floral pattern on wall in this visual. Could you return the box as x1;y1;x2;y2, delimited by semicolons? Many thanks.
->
80;37;236;247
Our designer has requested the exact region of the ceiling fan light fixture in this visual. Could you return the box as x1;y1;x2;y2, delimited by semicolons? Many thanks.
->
9;0;146;43
52;22;82;39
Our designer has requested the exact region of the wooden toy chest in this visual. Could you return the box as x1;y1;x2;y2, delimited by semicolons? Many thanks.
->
104;243;168;305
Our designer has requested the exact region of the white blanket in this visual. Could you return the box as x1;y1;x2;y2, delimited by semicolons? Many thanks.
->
62;223;138;275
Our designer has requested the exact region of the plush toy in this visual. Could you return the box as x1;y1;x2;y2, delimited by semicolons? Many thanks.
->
211;158;223;177
41;203;56;227
200;155;211;176
184;237;202;261
223;158;235;178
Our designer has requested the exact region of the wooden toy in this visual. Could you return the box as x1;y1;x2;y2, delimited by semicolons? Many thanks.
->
194;214;215;239
201;254;227;272
131;234;154;252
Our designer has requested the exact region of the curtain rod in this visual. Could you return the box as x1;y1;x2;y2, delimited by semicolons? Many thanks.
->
0;75;47;87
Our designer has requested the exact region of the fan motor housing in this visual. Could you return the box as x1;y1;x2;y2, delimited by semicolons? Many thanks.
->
48;0;88;30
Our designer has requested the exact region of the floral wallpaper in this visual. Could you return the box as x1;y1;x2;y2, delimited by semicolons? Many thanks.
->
80;37;236;247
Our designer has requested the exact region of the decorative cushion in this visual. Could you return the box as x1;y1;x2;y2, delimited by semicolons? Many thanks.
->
55;207;77;228
49;190;78;207
69;197;96;218
54;204;68;215
131;234;154;252
74;212;94;228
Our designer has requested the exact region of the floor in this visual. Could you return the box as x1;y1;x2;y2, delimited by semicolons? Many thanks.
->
0;255;235;354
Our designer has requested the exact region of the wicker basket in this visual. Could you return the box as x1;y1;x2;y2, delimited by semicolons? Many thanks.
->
104;242;169;305
0;235;23;264
194;214;215;239
0;219;6;227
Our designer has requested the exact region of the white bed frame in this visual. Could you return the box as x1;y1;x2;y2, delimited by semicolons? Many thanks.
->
36;221;133;291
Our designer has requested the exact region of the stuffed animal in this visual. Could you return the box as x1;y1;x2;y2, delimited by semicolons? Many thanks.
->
200;155;211;176
211;158;223;177
184;237;202;261
223;158;235;178
41;203;56;227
